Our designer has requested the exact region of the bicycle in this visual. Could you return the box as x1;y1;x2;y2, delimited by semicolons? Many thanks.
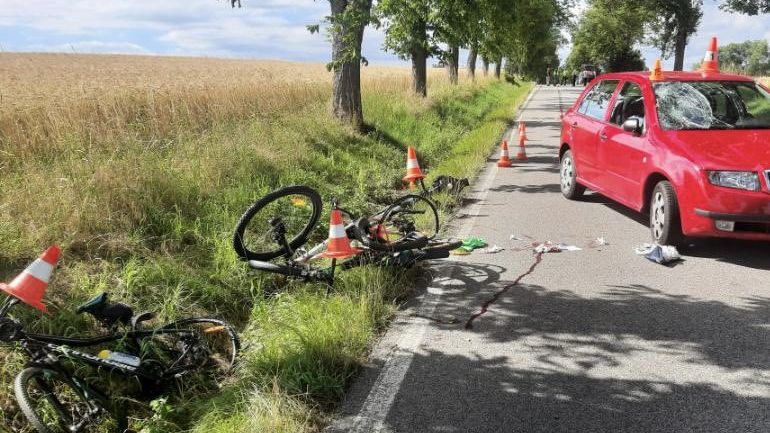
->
231;185;462;284
0;291;240;433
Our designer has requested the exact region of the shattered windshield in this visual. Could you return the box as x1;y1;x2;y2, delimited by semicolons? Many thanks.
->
654;81;770;130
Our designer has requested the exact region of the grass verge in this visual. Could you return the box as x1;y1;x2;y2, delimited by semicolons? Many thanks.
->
0;76;532;432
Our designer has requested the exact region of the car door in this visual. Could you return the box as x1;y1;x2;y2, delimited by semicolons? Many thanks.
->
570;79;620;185
600;80;651;210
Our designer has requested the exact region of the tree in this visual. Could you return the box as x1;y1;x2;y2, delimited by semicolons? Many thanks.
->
325;0;374;129
377;0;434;96
228;0;373;129
432;0;475;84
716;40;770;75
567;0;649;72
645;0;703;71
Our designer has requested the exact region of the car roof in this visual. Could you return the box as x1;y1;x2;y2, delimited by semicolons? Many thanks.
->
595;70;755;83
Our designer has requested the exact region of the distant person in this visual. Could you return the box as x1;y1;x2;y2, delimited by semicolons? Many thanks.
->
546;67;552;85
572;70;578;86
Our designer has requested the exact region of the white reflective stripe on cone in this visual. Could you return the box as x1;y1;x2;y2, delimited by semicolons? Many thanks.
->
329;224;347;239
406;159;419;169
16;259;54;283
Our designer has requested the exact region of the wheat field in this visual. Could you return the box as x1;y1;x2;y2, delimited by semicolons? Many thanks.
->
0;53;447;159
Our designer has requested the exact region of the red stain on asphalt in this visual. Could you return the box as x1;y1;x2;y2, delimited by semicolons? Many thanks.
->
464;253;544;329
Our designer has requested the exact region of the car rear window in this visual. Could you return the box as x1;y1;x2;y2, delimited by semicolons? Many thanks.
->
578;80;619;120
654;81;770;130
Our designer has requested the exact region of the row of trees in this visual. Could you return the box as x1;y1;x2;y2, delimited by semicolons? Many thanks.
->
567;0;770;74
226;0;568;129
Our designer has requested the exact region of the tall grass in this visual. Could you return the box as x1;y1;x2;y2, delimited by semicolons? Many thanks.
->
0;53;532;432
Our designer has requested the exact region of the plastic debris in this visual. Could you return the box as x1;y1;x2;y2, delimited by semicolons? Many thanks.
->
635;243;682;265
483;245;505;254
460;237;488;252
533;241;581;253
451;248;471;256
589;237;608;248
509;234;533;241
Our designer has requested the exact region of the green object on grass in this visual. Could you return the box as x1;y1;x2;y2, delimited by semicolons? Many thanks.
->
460;237;487;252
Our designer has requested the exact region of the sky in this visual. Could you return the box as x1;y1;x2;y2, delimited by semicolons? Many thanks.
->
2;0;770;70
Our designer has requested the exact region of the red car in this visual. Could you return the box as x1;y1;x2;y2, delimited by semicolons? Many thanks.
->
560;70;770;245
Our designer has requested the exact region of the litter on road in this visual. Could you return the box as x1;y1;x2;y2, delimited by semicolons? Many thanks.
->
532;241;582;253
460;237;488;252
588;237;609;248
635;243;682;265
482;245;505;254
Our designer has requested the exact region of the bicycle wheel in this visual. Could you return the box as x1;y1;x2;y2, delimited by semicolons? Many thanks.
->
356;195;440;252
156;318;241;378
14;367;127;433
233;185;323;261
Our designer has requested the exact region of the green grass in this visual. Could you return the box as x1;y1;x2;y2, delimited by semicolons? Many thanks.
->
0;78;532;432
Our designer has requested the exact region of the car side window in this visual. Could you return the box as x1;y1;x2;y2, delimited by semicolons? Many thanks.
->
610;82;645;128
578;80;619;121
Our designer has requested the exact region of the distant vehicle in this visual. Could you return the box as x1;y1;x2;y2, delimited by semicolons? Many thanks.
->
560;70;770;245
578;64;597;86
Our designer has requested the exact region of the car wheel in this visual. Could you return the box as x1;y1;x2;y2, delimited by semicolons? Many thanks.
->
560;150;585;199
650;180;684;246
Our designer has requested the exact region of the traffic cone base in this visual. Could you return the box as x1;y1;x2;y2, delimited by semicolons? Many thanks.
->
403;146;425;183
0;246;60;313
320;209;361;259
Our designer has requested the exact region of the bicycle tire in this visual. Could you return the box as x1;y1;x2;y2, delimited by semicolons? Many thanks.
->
233;185;323;261
354;194;439;252
159;318;241;375
14;367;127;433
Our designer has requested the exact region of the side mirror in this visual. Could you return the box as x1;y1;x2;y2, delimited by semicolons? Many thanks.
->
622;118;643;135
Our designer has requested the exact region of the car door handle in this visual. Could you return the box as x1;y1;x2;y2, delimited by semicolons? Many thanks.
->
599;132;608;141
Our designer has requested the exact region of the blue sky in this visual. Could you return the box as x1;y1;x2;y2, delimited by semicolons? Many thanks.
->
2;0;770;70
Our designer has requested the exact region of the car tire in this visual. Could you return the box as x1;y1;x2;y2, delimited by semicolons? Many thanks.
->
650;181;684;246
560;150;585;199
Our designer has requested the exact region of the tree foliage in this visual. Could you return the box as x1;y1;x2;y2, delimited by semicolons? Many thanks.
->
717;39;770;75
566;0;648;72
721;0;770;14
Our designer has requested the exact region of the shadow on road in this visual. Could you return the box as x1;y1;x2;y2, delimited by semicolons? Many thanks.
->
378;261;770;432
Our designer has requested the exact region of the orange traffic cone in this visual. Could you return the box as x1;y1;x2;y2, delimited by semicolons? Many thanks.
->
700;37;719;74
515;122;528;161
0;245;60;313
403;146;425;190
320;209;361;259
497;140;512;167
649;59;664;81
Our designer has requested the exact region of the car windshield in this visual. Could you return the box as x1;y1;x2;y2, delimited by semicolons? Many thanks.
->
654;81;770;130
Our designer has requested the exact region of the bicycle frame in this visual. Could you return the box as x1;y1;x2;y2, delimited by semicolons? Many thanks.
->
1;297;202;381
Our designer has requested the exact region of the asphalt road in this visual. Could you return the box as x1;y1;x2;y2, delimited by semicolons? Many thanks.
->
328;85;770;433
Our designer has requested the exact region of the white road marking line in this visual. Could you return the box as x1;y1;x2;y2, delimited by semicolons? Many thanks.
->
345;87;538;433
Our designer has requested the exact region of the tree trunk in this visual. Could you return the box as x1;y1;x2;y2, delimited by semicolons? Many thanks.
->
330;0;371;129
446;45;459;84
494;58;502;79
411;48;427;97
410;18;428;97
467;46;477;80
482;57;489;76
673;27;687;71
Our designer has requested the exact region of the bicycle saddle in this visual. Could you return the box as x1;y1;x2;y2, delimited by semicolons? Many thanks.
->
76;292;133;328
